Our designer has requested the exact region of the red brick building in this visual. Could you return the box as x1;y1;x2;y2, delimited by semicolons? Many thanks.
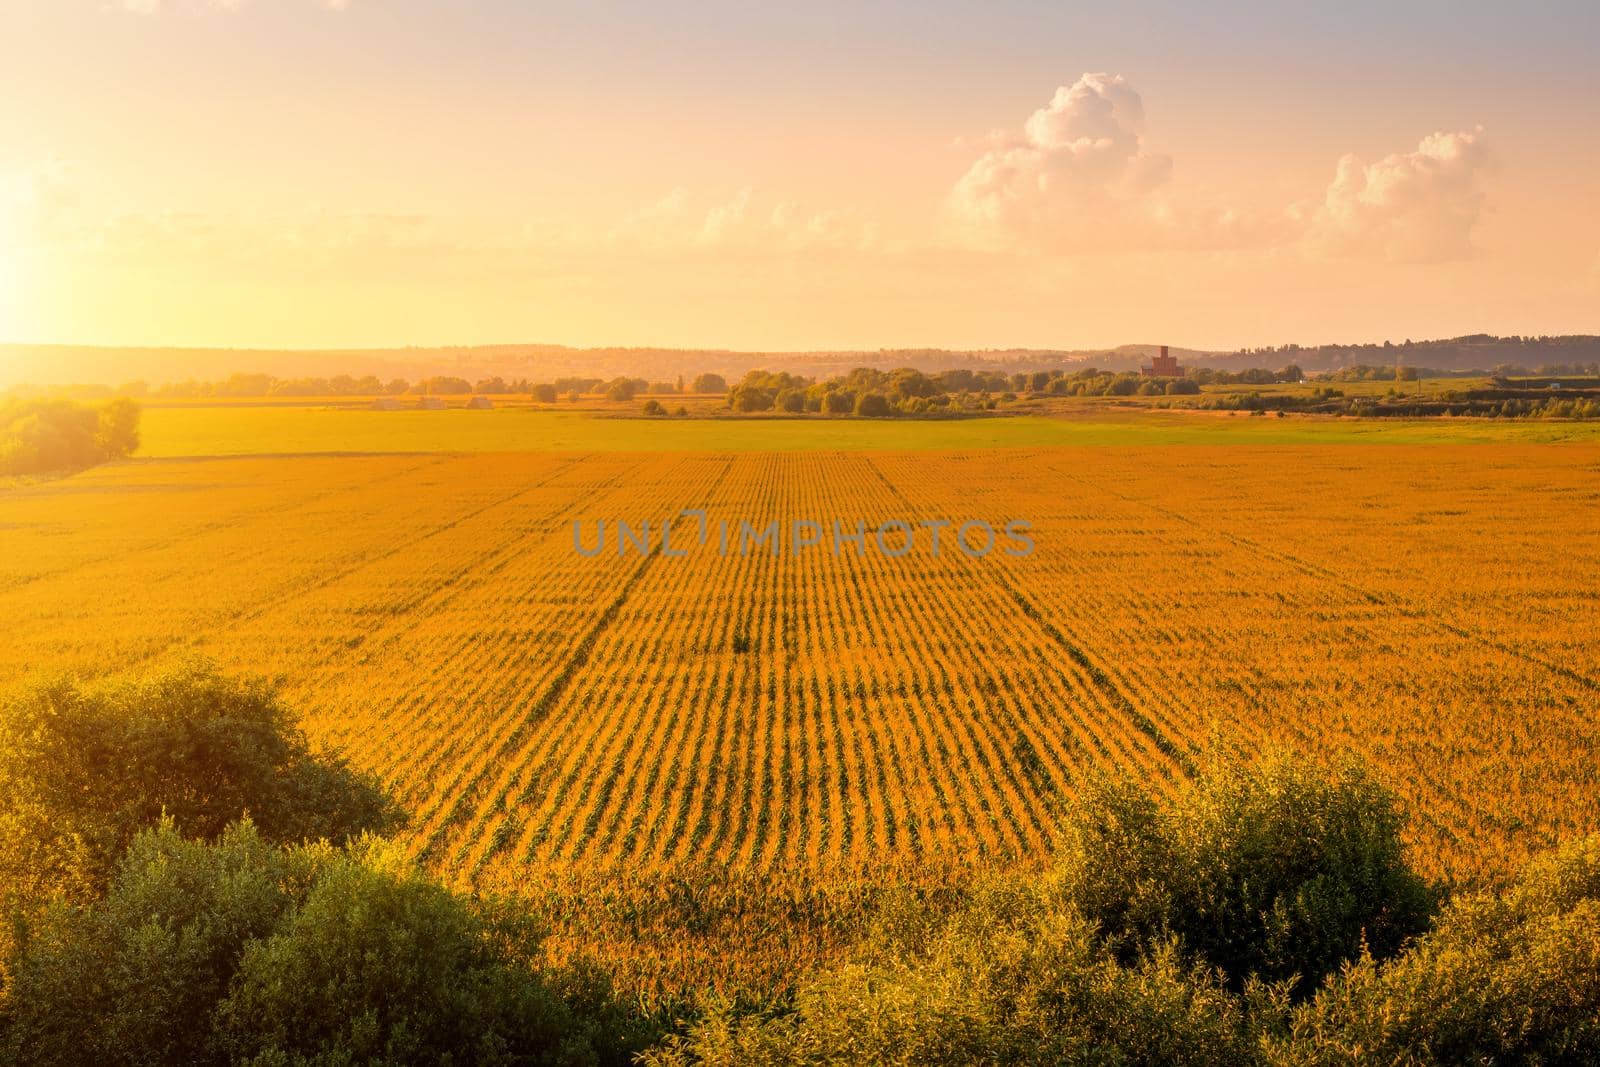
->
1141;345;1181;377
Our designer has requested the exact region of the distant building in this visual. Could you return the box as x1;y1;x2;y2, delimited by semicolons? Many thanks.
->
370;397;401;411
1142;345;1181;378
466;395;495;409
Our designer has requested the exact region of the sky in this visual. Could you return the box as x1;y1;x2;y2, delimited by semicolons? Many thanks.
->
1;0;1597;352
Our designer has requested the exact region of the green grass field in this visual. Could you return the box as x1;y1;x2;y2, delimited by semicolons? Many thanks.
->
134;404;1600;456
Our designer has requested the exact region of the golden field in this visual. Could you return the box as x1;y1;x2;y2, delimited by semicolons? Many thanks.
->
6;443;1599;895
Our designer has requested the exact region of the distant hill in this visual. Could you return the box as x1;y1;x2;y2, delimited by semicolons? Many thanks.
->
0;342;1214;388
1212;335;1600;375
3;335;1596;389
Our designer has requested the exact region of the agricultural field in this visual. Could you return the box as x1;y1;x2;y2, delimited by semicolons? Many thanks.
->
130;397;1600;456
5;413;1600;991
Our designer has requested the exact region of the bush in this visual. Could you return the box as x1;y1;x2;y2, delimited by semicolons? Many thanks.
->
1054;753;1434;996
691;373;727;394
0;661;403;894
775;388;806;413
217;836;643;1065
645;881;1251;1066
1274;835;1600;1065
2;820;310;1065
532;384;559;403
642;399;667;416
3;821;648;1067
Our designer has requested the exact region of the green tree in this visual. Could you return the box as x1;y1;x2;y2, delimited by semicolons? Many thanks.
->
0;661;403;895
95;398;141;459
853;392;892;417
1056;752;1433;996
0;398;134;475
728;384;774;412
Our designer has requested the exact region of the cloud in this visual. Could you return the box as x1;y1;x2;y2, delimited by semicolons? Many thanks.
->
944;73;1175;251
611;187;880;255
1303;127;1490;263
945;75;1492;264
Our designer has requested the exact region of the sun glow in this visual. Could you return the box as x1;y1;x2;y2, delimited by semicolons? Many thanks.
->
0;232;22;345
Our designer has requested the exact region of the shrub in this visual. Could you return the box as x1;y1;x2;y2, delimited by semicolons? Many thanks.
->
217;836;644;1065
2;822;648;1067
1054;752;1434;996
532;384;559;403
642;399;667;416
645;882;1251;1066
1273;835;1600;1065
2;820;312;1066
690;373;727;394
0;661;403;893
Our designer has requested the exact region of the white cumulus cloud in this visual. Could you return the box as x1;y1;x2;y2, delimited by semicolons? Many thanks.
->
945;75;1492;263
944;73;1174;251
1304;127;1490;263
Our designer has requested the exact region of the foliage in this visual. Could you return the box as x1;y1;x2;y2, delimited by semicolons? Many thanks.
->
1273;834;1600;1065
0;661;403;894
646;889;1250;1066
216;835;645;1065
852;392;891;417
416;376;474;396
2;820;311;1065
0;397;141;475
2;821;649;1066
642;763;1598;1066
1055;754;1434;995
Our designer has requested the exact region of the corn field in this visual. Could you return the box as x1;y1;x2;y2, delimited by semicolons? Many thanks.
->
4;445;1599;986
